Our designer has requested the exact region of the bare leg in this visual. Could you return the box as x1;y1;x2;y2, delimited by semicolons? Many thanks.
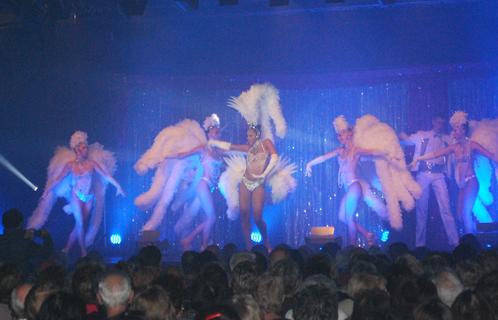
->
178;181;216;251
177;198;201;250
459;178;479;234
239;183;252;250
197;181;216;250
64;195;88;257
341;182;363;246
252;186;269;250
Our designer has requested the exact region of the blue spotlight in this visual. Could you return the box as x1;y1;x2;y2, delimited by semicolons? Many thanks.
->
380;230;390;243
110;234;122;245
250;232;262;243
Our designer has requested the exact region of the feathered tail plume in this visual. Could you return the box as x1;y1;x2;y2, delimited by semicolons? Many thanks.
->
353;114;421;230
27;147;75;229
228;83;287;141
267;157;297;203
218;155;247;220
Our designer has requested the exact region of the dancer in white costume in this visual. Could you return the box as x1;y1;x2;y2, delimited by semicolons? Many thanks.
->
306;116;387;246
211;84;297;250
168;114;225;251
135;119;207;232
28;131;125;257
307;115;422;246
411;111;498;234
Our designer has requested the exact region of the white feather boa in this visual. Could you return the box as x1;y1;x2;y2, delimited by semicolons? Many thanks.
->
218;154;297;220
27;143;116;247
353;115;422;230
134;119;206;231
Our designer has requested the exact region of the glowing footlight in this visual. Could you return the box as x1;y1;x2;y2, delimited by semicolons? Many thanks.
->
0;154;38;191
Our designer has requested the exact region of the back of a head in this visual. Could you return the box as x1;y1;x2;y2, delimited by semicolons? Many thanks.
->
269;247;290;268
98;271;133;310
2;208;24;230
451;289;493;320
153;273;185;313
132;265;161;291
37;291;86;320
11;283;33;319
351;288;392;320
25;281;61;320
130;285;176;320
292;283;338;320
181;250;200;275
270;259;300;296
347;273;386;299
413;299;453;320
474;270;498;316
432;270;464;307
0;264;22;303
191;264;230;311
138;245;162;267
303;253;332;279
72;262;105;304
231;294;261;320
231;260;258;296
455;260;481;289
255;273;285;316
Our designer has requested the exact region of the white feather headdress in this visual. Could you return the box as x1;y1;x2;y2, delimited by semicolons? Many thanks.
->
228;83;287;141
449;111;468;129
203;113;221;131
70;131;88;149
333;115;350;133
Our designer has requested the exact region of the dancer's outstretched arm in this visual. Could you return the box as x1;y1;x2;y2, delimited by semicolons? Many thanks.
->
305;149;341;177
92;161;125;196
471;141;498;162
410;145;454;168
208;140;250;152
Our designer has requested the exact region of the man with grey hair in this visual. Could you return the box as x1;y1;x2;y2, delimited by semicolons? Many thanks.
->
97;271;134;319
432;269;464;307
10;283;33;320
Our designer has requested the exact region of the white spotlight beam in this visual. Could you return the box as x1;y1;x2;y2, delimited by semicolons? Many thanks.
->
0;154;39;191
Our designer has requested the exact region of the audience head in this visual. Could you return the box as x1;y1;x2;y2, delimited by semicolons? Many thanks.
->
130;285;176;320
37;291;86;320
413;299;453;320
2;208;24;230
138;245;162;267
97;271;133;314
292;283;338;320
10;283;33;319
451;289;493;320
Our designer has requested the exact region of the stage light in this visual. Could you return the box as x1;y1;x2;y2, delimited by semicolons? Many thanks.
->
110;234;122;245
269;0;289;7
380;230;390;243
119;0;148;16
0;154;38;191
250;232;262;243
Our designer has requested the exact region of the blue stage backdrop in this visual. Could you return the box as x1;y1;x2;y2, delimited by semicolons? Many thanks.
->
92;72;498;253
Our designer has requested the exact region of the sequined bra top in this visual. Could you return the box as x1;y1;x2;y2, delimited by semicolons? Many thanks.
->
246;140;269;177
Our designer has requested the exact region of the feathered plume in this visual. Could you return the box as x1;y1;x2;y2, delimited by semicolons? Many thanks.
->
333;115;350;134
449;111;468;129
203;113;221;131
228;83;286;141
70;131;88;149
